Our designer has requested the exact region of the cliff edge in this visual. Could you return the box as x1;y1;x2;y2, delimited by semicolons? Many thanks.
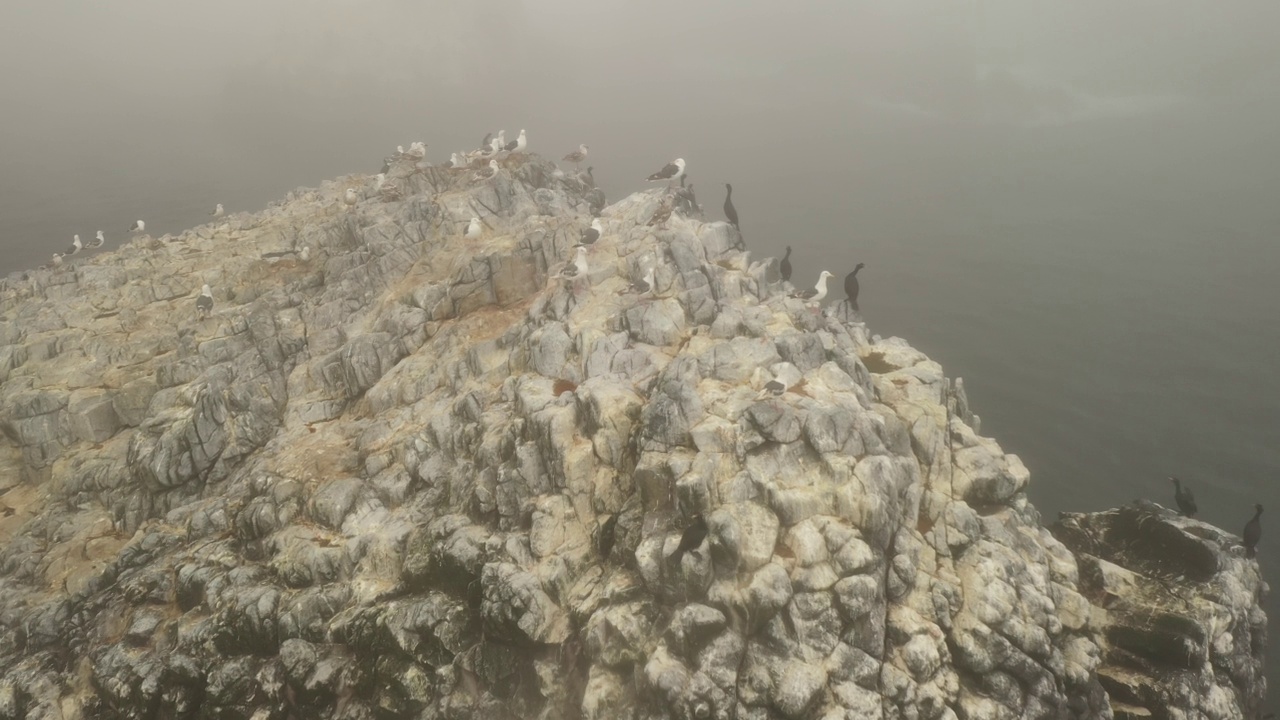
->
0;151;1264;719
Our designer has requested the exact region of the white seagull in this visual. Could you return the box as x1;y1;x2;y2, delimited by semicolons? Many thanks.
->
473;159;499;182
580;218;603;245
505;129;526;152
561;245;589;279
790;270;834;303
622;266;656;296
87;230;105;248
51;253;64;266
64;234;83;255
465;217;483;239
129;220;146;234
563;144;589;169
344;187;359;210
195;284;214;317
647;158;686;187
210;203;225;217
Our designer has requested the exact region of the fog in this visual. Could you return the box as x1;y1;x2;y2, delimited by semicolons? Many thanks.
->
4;0;1280;691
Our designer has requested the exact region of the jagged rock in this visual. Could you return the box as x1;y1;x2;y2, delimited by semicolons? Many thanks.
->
0;151;1263;720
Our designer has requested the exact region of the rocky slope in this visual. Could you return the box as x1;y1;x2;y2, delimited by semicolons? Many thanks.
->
0;152;1264;719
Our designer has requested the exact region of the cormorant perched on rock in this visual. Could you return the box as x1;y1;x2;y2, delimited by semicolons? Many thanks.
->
647;158;686;187
597;514;618;559
1170;477;1197;517
780;246;793;282
844;263;865;311
670;513;707;562
580;218;602;245
1244;504;1263;558
723;183;739;229
790;271;833;303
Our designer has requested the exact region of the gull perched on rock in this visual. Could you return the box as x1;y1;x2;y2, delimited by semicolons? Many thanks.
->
560;245;589;280
580;218;603;245
87;230;105;249
563;144;589;169
473;159;499;183
128;220;146;234
465;217;483;240
210;203;225;217
505;129;527;153
64;235;83;256
620;266;656;297
298;246;311;262
51;253;64;266
344;187;359;211
195;284;214;317
408;141;426;159
647;158;686;187
790;270;833;305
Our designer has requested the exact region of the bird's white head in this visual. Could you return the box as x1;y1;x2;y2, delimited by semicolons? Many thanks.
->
74;234;80;242
397;145;404;153
674;158;686;169
818;271;833;281
489;159;499;169
201;284;212;296
576;245;588;258
299;246;311;260
96;230;104;239
518;129;526;137
581;144;589;153
591;218;603;231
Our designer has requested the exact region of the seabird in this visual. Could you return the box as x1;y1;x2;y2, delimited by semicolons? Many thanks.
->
448;153;463;169
580;218;602;245
563;144;589;169
597;514;618;559
408;141;426;158
496;131;506;149
373;173;387;192
298;246;311;262
1170;477;1197;517
723;183;739;229
669;513;708;563
561;245;589;279
397;145;405;155
780;246;793;282
505;129;527;153
763;377;788;396
1244;504;1263;558
622;266;656;296
473;159;499;182
844;263;866;311
584;166;595;186
489;138;503;156
790;270;834;303
646;198;674;228
87;230;104;249
210;204;225;218
343;188;360;211
128;220;146;234
479;133;492;151
64;235;83;256
646;158;686;187
51;253;64;266
195;284;214;317
465;217;483;239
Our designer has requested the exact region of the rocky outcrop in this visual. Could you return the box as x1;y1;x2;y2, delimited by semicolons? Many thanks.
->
0;151;1263;719
1052;503;1268;720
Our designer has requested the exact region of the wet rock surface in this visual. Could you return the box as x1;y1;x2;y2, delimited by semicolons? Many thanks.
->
0;152;1263;719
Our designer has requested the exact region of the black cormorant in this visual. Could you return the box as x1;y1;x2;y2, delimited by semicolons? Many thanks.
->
844;263;865;311
1244;504;1263;558
780;246;793;282
1170;477;1197;517
723;183;739;229
670;513;708;563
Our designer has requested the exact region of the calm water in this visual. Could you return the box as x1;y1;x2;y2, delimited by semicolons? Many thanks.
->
2;86;1277;692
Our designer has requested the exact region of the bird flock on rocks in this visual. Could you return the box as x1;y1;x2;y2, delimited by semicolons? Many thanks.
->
29;124;1267;563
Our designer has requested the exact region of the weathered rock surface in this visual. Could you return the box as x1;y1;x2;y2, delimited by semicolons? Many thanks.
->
1052;503;1268;720
0;151;1263;719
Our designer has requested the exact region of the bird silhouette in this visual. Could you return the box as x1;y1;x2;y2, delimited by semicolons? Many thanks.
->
723;183;739;229
1244;504;1263;558
670;513;707;563
780;246;792;282
1170;477;1197;517
844;262;865;311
